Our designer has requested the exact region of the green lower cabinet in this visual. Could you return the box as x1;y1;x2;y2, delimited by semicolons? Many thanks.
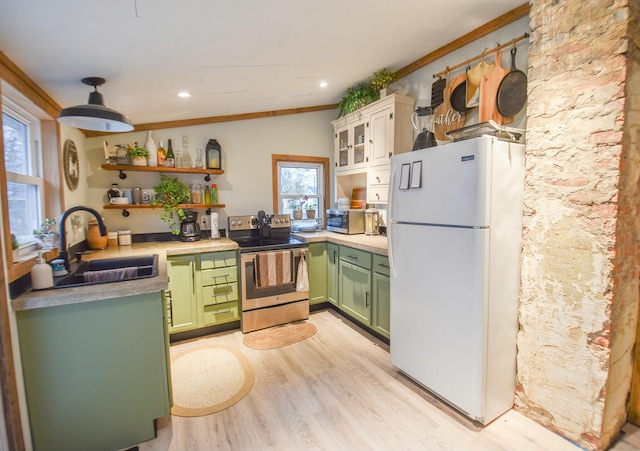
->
327;243;339;306
166;251;239;334
17;293;171;451
307;242;327;304
372;254;391;339
339;258;372;325
166;255;197;333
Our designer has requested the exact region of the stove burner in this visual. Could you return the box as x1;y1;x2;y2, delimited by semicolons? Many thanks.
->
228;213;306;253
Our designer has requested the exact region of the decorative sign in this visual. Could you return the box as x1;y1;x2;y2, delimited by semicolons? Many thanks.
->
63;139;79;191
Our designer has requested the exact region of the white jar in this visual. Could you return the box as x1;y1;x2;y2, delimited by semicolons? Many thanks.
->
118;230;132;246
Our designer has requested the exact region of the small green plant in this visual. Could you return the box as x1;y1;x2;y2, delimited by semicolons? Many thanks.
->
370;68;397;91
337;82;379;117
152;173;190;234
126;143;150;159
304;199;318;210
33;218;57;235
10;233;19;251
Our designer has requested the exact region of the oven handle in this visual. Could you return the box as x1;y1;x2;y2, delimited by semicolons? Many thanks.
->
240;247;307;262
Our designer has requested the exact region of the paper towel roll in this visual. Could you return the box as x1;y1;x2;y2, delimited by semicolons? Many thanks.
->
210;212;220;239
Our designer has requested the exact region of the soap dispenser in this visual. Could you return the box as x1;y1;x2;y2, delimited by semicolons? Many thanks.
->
31;251;53;289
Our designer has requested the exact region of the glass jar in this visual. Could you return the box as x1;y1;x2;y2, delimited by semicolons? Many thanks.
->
118;230;132;246
116;145;128;164
189;183;203;204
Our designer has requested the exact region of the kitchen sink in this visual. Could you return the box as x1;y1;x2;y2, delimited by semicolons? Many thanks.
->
51;254;159;288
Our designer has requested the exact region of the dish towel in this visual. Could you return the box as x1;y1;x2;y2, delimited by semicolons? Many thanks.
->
82;267;138;283
255;250;293;288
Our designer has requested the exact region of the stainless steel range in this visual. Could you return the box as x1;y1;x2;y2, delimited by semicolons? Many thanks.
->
228;211;309;333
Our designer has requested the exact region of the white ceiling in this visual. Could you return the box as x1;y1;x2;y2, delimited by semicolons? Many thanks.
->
0;0;524;126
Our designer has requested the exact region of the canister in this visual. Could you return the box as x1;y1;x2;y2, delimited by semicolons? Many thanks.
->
118;230;132;246
107;232;119;247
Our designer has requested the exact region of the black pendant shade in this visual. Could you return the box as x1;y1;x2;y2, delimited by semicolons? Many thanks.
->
57;77;133;132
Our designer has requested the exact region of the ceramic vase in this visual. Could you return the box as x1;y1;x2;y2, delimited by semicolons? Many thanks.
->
131;156;147;166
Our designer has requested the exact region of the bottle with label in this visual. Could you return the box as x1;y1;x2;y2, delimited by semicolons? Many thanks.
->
204;184;211;204
206;139;222;169
144;131;158;166
107;183;122;200
157;140;167;167
211;183;218;204
166;139;175;168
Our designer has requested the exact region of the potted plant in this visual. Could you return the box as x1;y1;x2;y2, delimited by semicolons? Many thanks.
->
152;173;190;234
370;68;397;97
126;143;150;166
337;82;379;117
33;218;59;249
287;198;304;220
305;200;318;219
10;233;19;262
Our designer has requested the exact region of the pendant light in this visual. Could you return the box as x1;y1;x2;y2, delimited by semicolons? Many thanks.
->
57;77;134;132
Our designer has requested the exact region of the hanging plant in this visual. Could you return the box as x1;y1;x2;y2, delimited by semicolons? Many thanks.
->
152;173;190;234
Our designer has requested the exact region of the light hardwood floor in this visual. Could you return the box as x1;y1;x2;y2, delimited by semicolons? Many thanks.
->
138;310;639;451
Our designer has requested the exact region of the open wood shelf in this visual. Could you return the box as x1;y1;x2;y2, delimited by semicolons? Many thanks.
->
103;204;226;210
101;164;224;175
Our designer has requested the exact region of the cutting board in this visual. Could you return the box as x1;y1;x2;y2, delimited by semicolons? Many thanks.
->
433;73;466;141
479;50;512;124
466;61;494;108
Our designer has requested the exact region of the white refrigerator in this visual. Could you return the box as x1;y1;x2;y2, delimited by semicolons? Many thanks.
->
388;136;525;424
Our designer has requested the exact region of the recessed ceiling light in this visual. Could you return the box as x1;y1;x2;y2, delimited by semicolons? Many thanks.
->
319;81;328;88
178;91;191;98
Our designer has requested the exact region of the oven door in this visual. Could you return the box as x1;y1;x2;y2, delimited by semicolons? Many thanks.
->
240;248;309;312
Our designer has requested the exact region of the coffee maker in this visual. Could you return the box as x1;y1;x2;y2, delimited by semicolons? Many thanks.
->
179;211;201;242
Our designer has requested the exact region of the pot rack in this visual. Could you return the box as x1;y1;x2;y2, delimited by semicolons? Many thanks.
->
433;32;530;79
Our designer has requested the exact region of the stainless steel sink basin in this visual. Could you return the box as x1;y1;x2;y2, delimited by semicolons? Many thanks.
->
52;254;159;288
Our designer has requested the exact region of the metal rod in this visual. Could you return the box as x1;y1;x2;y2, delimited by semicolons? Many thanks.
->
433;33;530;78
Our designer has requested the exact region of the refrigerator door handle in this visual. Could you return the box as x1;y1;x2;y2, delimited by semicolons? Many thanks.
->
388;166;397;278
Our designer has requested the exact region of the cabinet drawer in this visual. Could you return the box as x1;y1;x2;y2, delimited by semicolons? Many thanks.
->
339;246;372;270
368;185;388;203
203;301;239;325
369;168;390;186
201;266;238;286
202;283;238;306
373;254;390;276
200;251;237;269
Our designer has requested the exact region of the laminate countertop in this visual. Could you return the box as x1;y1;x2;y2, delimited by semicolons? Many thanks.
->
12;232;388;312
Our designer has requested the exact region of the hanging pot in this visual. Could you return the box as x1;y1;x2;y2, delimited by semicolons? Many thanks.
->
496;47;528;117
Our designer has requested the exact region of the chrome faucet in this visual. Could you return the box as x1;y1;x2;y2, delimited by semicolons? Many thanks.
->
58;206;106;270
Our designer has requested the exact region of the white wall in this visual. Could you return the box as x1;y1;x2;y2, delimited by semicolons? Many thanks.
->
83;109;336;235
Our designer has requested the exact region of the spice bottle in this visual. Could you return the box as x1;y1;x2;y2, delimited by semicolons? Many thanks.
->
211;184;218;204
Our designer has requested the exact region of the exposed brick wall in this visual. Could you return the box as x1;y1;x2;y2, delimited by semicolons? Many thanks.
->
516;0;638;449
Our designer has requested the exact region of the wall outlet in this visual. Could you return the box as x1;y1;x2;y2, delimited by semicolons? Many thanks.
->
201;215;210;230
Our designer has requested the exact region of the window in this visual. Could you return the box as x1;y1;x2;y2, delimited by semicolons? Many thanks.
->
2;101;44;246
272;155;330;222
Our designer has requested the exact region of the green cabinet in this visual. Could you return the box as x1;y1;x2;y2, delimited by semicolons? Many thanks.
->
339;246;372;325
307;242;327;304
327;242;339;306
166;255;197;333
166;250;239;334
17;293;170;451
198;250;239;327
372;254;391;339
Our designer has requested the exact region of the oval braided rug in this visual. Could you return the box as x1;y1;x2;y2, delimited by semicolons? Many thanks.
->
170;344;254;417
243;321;317;350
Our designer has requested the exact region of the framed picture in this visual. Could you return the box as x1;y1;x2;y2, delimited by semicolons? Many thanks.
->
63;139;79;191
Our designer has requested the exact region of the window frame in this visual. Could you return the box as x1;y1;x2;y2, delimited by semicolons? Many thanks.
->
3;100;46;246
271;154;330;221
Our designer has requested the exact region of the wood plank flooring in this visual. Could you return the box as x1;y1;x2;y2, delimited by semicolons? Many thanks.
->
137;310;638;451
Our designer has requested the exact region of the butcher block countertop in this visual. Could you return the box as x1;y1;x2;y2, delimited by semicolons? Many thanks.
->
292;231;388;256
12;233;387;312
